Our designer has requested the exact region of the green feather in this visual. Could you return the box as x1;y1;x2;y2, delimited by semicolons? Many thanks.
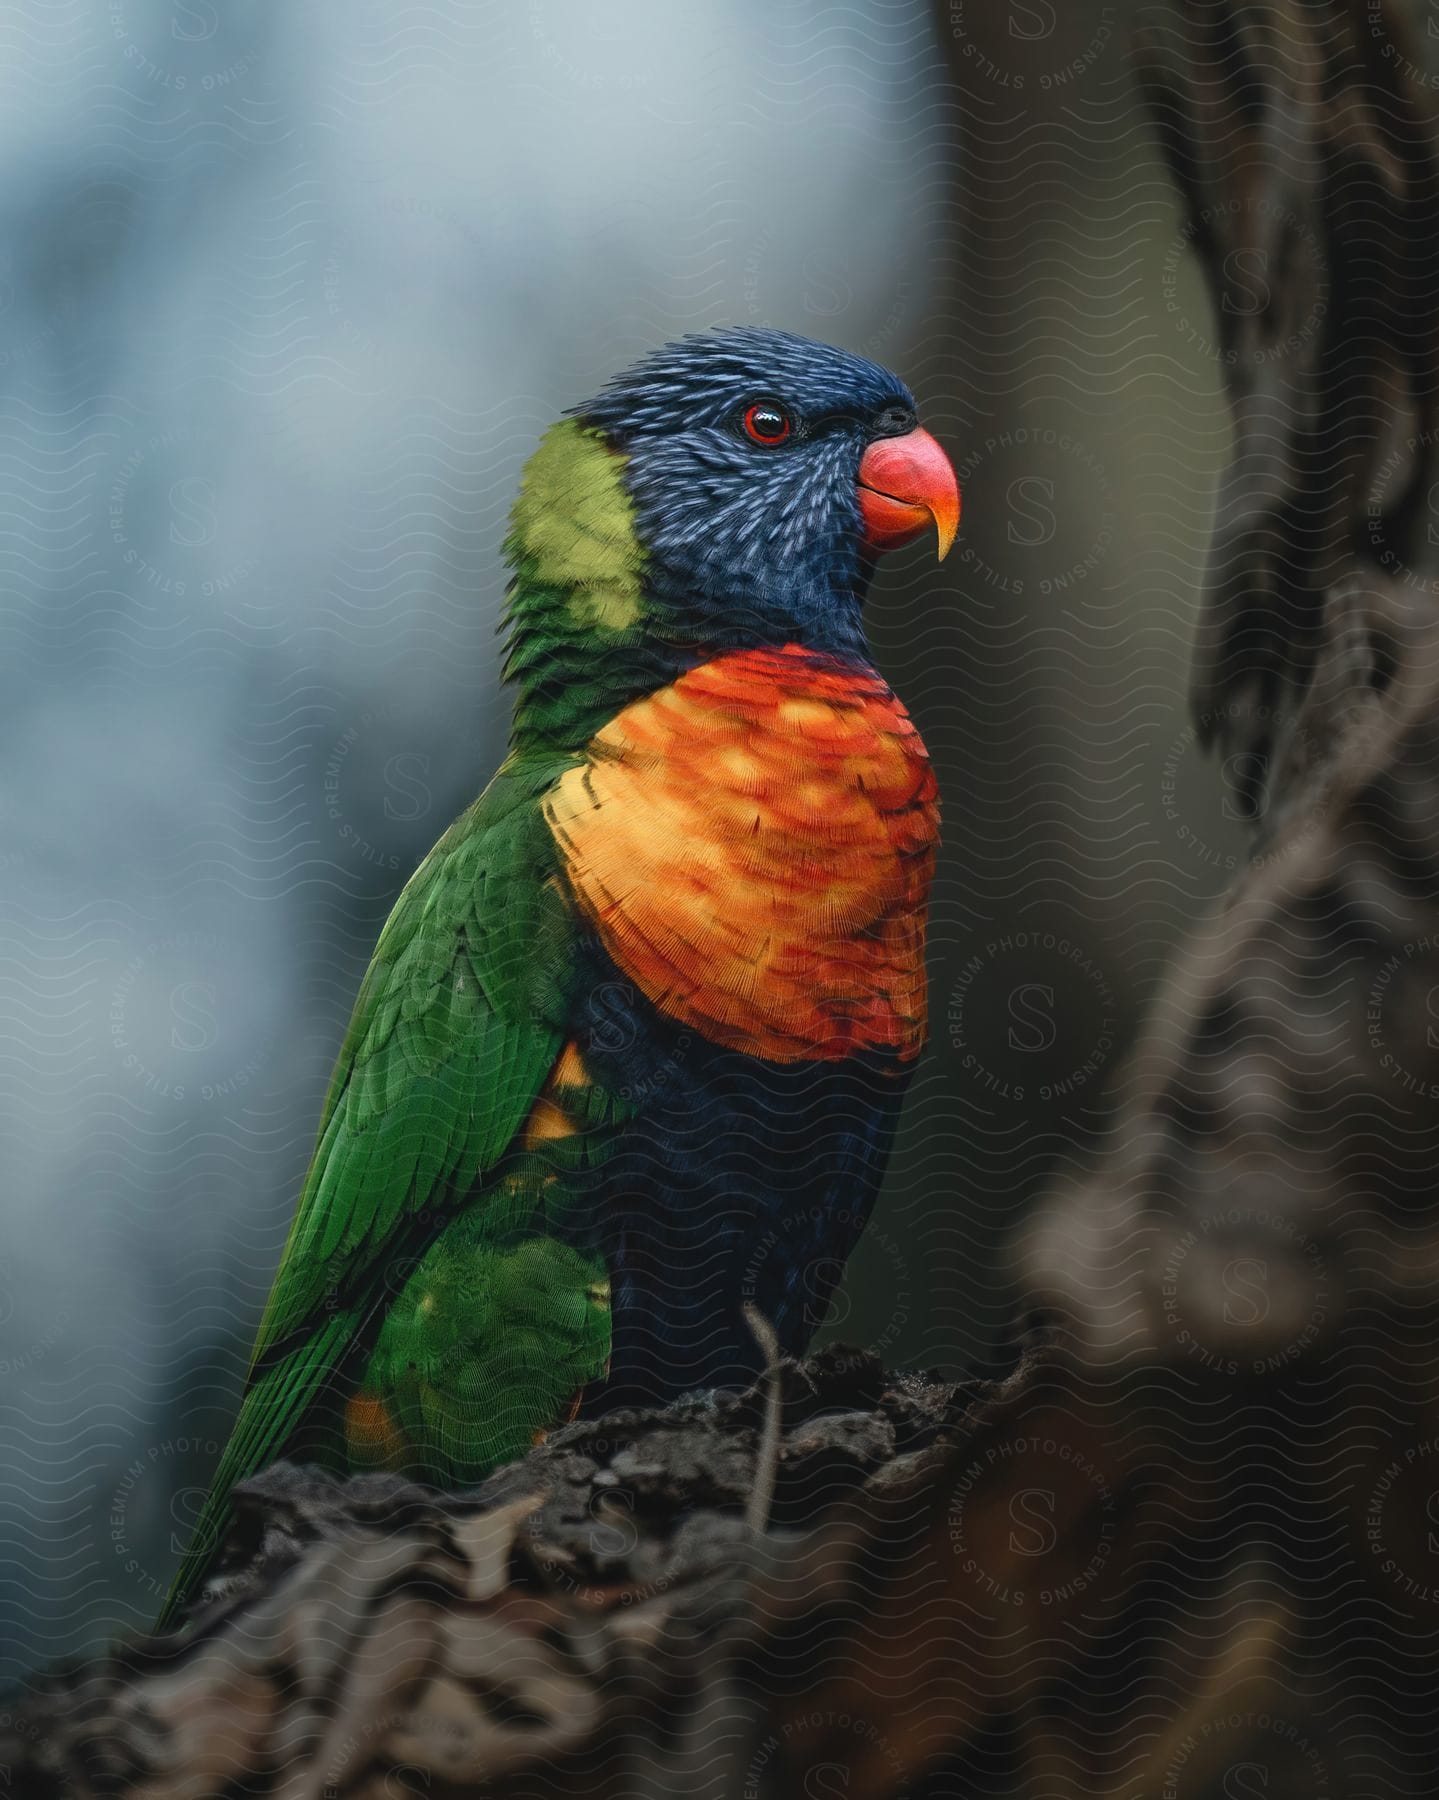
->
248;758;575;1364
507;420;644;632
358;1230;611;1484
162;418;650;1628
501;421;652;751
160;753;586;1625
161;1310;356;1615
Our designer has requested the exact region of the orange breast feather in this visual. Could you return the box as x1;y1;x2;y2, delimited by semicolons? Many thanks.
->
544;645;939;1063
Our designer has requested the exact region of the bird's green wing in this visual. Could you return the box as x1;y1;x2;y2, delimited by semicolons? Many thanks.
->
161;752;580;1623
251;757;579;1365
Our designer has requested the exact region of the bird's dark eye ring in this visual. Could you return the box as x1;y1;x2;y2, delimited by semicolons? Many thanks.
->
742;401;792;445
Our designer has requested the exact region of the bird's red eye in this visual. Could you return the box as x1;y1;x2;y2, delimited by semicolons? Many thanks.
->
743;401;792;445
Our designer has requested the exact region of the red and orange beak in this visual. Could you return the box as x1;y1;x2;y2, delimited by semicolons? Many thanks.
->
857;426;960;560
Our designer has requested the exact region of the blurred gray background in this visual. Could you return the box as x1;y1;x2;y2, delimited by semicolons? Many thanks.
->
0;0;1243;1674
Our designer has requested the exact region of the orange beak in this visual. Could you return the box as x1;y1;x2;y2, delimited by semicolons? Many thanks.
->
857;426;960;560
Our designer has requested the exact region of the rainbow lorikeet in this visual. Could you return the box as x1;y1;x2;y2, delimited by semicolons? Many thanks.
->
163;328;958;1621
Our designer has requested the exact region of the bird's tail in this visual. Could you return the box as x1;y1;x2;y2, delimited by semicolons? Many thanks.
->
156;1314;351;1630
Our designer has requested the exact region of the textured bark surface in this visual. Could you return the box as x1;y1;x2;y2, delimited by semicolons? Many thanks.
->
1132;0;1439;794
4;1347;1022;1798
6;3;1439;1795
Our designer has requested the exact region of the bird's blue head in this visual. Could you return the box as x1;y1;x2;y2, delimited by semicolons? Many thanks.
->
576;327;959;657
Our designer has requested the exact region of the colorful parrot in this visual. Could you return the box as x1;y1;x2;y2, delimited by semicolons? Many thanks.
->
162;328;958;1622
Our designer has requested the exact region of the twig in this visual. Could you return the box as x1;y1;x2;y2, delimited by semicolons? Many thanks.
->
742;1304;783;1535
